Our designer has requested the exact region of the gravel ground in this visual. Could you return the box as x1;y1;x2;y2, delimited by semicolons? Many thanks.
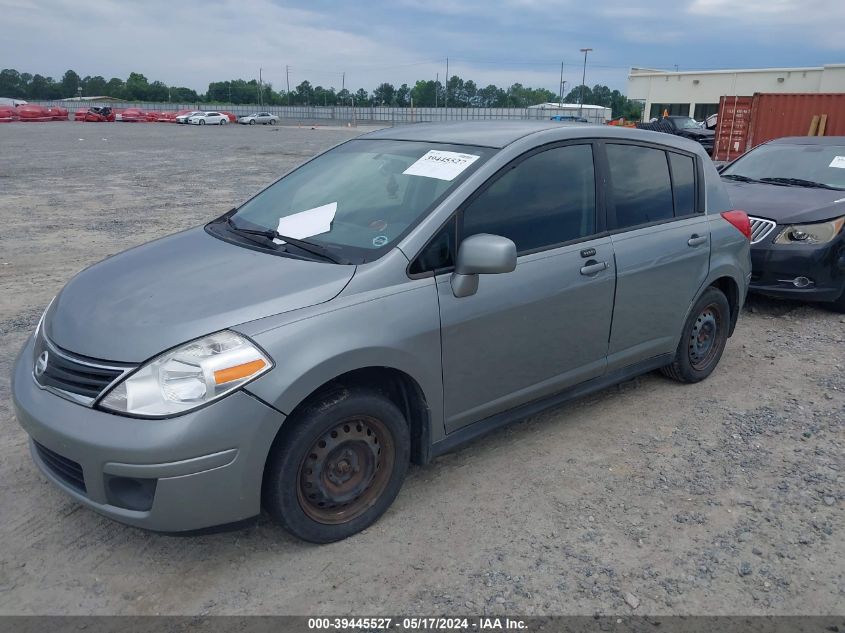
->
0;123;842;616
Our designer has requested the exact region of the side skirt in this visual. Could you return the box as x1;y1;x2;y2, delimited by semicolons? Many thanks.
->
428;353;673;461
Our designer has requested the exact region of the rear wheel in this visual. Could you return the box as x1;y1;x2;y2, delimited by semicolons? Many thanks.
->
661;287;730;383
220;119;227;125
263;389;410;543
269;119;276;125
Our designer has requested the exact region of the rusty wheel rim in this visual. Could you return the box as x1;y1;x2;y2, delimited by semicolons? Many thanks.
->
297;415;395;525
688;302;722;371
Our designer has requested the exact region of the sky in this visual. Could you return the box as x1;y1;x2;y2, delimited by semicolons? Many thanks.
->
1;0;844;95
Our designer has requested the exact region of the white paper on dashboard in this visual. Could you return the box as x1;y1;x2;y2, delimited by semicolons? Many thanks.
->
402;150;480;181
829;156;845;169
274;202;337;242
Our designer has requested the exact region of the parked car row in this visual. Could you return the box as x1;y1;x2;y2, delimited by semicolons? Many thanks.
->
0;104;68;122
0;107;246;124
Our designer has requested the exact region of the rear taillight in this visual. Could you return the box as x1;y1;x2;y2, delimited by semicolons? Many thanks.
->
721;210;751;240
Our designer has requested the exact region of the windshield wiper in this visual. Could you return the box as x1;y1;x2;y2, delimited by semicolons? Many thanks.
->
226;218;349;264
721;174;759;183
759;177;843;190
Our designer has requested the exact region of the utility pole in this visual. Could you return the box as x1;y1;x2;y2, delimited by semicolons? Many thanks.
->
579;48;592;117
435;72;438;108
444;57;449;109
558;61;564;105
258;67;263;106
285;65;291;105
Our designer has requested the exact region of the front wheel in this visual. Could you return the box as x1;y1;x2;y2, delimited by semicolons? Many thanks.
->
199;119;206;125
661;287;730;383
249;119;256;125
263;389;410;543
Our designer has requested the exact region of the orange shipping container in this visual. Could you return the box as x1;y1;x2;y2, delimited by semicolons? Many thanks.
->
714;92;845;162
713;95;753;162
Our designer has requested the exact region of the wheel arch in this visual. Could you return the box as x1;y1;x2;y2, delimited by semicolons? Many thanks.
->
262;365;433;470
709;275;741;336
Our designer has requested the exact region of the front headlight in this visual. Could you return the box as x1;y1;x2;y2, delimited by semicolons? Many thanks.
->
773;216;845;245
100;330;272;417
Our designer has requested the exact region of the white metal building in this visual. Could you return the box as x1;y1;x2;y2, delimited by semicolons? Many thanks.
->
527;102;613;124
627;63;845;121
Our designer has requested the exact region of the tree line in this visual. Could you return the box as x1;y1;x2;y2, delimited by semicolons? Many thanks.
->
0;68;642;118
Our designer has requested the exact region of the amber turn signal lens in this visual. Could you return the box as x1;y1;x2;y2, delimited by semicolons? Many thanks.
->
214;359;267;385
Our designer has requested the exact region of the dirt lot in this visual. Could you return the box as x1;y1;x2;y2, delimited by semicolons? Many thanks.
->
0;123;842;616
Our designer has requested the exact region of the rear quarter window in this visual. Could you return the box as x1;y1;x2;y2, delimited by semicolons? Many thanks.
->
668;152;697;216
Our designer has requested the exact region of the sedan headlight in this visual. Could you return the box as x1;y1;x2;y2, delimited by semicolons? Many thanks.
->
100;330;272;417
773;216;845;245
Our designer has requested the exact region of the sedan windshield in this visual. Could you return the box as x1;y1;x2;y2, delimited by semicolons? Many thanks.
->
722;143;845;190
229;139;494;262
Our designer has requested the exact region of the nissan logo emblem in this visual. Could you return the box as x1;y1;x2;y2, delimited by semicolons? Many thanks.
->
34;350;49;377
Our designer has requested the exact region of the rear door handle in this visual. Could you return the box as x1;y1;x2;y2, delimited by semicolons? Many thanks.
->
580;260;608;276
687;234;708;247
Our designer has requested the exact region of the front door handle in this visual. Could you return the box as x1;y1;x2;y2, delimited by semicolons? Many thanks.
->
580;260;608;276
688;234;708;247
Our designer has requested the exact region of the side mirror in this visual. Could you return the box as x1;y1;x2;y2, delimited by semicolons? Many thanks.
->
451;234;517;298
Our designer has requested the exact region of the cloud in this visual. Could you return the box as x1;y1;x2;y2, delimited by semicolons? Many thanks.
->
0;0;843;94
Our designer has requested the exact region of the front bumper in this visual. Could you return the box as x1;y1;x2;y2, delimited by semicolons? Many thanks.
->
749;232;845;302
11;335;286;532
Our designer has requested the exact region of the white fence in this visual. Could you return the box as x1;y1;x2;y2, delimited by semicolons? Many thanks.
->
34;101;613;125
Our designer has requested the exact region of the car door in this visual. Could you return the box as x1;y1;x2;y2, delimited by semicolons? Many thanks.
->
430;142;616;432
602;142;710;371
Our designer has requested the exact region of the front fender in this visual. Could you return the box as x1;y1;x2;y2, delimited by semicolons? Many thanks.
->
240;281;445;443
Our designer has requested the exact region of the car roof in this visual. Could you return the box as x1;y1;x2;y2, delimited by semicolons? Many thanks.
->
767;136;845;146
359;120;704;151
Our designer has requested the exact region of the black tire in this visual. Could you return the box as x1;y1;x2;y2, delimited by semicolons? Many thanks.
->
249;119;256;125
199;119;205;125
263;389;410;543
269;119;276;125
661;287;730;383
831;287;845;313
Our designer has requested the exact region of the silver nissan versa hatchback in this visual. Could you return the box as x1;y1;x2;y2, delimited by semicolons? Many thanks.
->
12;122;752;543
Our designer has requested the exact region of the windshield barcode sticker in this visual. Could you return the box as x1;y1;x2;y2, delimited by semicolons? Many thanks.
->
403;150;480;181
829;156;845;169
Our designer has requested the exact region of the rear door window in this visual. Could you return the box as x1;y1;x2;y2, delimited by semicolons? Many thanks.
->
607;144;674;229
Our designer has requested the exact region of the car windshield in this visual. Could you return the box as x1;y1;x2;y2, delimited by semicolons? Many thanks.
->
229;139;494;262
722;143;845;189
674;117;700;129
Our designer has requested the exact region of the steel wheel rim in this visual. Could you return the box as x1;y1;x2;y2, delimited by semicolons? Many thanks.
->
297;415;395;525
688;303;721;370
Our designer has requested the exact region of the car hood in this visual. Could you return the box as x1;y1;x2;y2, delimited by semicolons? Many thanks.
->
680;128;714;138
723;180;845;224
45;227;355;363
